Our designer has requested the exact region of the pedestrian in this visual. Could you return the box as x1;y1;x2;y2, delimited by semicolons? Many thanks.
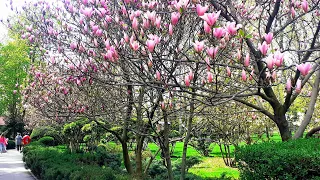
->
0;134;5;153
15;133;23;152
22;133;31;149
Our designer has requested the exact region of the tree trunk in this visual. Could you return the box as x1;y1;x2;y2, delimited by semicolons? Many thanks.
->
162;109;174;180
135;136;144;178
121;141;133;174
294;69;320;139
180;95;195;180
274;108;291;141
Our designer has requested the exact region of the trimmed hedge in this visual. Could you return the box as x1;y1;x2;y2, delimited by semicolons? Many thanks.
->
7;140;15;149
235;138;320;180
22;144;126;180
38;136;55;146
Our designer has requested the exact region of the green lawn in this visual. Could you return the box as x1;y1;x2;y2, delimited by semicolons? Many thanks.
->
147;133;282;179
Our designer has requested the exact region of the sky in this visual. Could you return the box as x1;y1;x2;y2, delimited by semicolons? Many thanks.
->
0;0;32;43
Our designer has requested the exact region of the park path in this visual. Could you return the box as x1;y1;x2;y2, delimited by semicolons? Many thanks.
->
0;149;35;180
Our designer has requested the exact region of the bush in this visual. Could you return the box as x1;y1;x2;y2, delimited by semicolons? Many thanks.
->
30;126;63;144
6;140;15;149
235;138;320;180
38;136;55;146
23;143;124;180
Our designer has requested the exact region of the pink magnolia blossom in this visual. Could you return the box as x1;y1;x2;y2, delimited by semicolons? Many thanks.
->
301;0;308;13
207;72;213;83
169;24;173;35
286;78;292;92
171;12;180;25
82;8;93;18
70;42;77;50
156;71;161;81
297;63;312;76
264;32;273;44
189;71;194;81
295;79;302;93
207;47;218;58
274;51;284;67
265;55;274;70
132;17;138;30
226;66;231;77
193;40;205;52
291;7;296;18
196;4;208;16
155;16;161;28
146;39;156;52
130;41;140;51
161;102;165;109
226;22;242;36
201;11;220;26
185;75;190;87
242;69;247;81
258;41;269;56
213;27;225;39
249;70;254;80
204;21;211;34
244;53;250;67
272;71;277;80
237;49;241;60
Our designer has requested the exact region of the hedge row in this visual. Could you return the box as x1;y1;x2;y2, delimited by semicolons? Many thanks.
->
23;143;127;180
235;138;320;180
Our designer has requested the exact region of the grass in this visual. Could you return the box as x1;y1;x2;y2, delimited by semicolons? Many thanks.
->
146;132;282;179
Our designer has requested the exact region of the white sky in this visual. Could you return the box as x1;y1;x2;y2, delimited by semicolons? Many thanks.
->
0;0;33;43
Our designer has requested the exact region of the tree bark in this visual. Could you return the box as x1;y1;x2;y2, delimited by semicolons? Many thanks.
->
294;69;320;139
121;141;133;174
180;94;195;180
135;87;145;178
162;108;174;180
274;107;292;141
305;126;320;138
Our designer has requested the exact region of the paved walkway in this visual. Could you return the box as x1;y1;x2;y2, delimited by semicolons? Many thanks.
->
0;149;35;180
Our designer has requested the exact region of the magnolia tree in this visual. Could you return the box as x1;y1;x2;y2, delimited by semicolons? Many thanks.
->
5;0;320;179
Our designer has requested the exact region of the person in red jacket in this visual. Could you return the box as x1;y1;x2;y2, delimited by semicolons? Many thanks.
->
22;133;31;147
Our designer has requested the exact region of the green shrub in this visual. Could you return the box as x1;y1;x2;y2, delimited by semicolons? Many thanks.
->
38;136;55;146
30;126;62;143
6;140;15;149
235;138;320;180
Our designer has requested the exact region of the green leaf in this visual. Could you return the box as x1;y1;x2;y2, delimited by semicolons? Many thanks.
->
245;34;253;39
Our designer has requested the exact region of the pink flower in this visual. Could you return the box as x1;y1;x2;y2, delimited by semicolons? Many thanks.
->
264;32;273;44
226;22;242;36
171;12;180;25
204;21;211;34
82;8;93;18
297;63;312;76
242;69;247;81
193;40;205;52
295;79;302;93
274;51;284;67
244;53;250;67
213;27;225;39
207;71;213;83
301;0;308;13
156;71;161;81
185;75;190;87
169;24;173;35
285;78;292;92
155;16;161;29
237;49;241;60
258;41;269;56
249;70;254;80
272;71;277;80
207;47;218;58
132;17;138;30
130;41;140;51
265;55;274;70
196;4;208;16
226;66;231;77
13;90;17;94
70;42;77;50
201;11;220;26
161;102;165;109
189;71;194;81
291;7;296;18
146;39;156;52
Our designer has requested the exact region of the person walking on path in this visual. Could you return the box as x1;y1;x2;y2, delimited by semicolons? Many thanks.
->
22;133;31;147
0;134;6;153
15;133;23;152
